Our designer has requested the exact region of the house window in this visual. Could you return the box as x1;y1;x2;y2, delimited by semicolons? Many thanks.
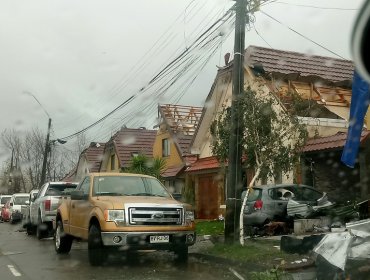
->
110;154;115;170
162;139;170;157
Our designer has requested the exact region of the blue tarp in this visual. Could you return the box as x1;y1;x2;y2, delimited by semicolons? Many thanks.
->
341;70;370;168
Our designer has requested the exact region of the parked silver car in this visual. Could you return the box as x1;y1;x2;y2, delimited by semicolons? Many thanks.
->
27;181;78;239
241;184;326;228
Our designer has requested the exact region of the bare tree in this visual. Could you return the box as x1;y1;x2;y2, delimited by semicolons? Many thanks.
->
1;129;25;192
21;128;45;189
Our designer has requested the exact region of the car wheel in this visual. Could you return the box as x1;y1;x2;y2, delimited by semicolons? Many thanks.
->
88;224;107;266
55;220;73;254
174;245;188;263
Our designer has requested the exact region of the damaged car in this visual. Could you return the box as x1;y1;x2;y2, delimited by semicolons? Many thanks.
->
241;184;331;230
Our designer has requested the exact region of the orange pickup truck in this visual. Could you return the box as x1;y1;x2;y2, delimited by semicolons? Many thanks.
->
54;172;196;266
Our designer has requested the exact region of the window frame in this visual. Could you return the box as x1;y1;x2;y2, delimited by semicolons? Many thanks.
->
162;138;170;157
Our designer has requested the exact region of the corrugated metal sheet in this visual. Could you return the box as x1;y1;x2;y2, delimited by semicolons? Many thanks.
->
287;199;312;218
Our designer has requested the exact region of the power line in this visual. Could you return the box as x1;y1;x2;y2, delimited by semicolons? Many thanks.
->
59;7;235;141
273;1;358;11
92;23;234;140
55;0;210;129
87;16;235;141
252;22;272;49
260;11;346;60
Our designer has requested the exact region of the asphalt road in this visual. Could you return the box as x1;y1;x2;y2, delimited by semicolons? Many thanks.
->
0;221;241;280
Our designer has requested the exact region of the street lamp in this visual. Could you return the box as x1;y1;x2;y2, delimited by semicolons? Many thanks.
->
23;91;61;186
43;138;67;183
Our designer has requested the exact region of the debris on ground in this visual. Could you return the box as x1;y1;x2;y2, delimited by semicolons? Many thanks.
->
313;218;370;278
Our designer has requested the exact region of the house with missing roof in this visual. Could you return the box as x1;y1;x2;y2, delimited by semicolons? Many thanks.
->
187;45;369;219
153;104;202;198
100;127;157;172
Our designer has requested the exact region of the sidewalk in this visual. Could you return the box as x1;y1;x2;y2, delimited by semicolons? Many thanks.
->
189;234;316;273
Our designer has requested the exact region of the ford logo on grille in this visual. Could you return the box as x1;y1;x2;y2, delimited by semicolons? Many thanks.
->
152;213;164;219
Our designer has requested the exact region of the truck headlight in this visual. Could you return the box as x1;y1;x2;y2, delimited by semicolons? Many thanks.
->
185;210;194;222
104;210;125;222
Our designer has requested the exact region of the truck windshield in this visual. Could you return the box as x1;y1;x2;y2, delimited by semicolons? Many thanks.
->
93;176;171;198
14;196;29;205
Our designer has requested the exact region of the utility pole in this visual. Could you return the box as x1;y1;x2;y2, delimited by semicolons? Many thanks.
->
40;118;51;187
225;0;247;244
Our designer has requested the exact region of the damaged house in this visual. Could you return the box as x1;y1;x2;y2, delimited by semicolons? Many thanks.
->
187;45;369;219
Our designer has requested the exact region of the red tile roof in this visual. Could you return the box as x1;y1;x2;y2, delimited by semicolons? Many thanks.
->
183;154;198;166
185;156;222;172
112;128;157;167
83;142;106;172
175;134;194;155
303;131;370;153
245;45;354;83
161;165;185;178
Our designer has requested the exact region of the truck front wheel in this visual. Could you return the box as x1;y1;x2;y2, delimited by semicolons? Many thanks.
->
54;221;73;254
174;245;188;263
88;224;107;266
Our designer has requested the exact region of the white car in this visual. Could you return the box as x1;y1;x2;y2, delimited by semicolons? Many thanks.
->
0;195;12;220
9;193;29;224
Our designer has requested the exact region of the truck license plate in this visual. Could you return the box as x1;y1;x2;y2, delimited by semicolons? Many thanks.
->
150;235;169;243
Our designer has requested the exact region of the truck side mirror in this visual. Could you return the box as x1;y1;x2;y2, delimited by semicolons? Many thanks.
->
70;190;85;200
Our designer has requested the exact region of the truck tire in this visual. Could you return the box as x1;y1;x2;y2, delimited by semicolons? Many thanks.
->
26;224;36;235
54;220;73;254
174;245;188;263
88;224;107;266
37;213;47;240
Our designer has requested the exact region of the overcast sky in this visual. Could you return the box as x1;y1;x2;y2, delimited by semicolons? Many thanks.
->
0;0;365;159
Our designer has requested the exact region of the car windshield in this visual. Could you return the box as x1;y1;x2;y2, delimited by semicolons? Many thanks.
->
1;197;11;204
13;196;29;205
93;176;171;198
0;0;368;278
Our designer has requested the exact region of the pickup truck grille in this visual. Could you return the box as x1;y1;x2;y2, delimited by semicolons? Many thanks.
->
128;207;182;225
